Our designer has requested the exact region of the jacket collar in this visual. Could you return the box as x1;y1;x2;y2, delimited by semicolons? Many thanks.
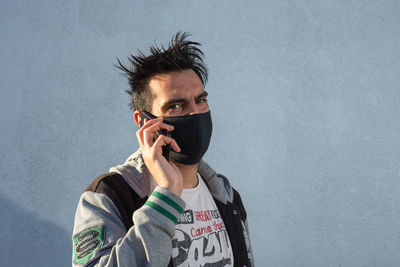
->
109;149;233;204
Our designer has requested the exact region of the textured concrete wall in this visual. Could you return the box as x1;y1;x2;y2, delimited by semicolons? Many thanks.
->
1;0;399;266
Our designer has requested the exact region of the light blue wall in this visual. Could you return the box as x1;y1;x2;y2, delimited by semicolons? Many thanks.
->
1;0;399;266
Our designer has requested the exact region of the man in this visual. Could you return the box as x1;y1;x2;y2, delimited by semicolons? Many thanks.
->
72;32;253;266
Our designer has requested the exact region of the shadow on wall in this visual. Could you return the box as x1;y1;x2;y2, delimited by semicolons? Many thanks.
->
0;194;71;267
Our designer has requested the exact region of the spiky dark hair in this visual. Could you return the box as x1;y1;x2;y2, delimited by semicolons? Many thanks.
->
115;32;208;111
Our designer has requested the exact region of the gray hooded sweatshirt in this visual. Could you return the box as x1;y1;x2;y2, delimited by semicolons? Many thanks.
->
72;149;253;266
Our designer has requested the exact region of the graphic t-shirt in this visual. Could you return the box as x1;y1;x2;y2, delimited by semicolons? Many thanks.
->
171;174;234;267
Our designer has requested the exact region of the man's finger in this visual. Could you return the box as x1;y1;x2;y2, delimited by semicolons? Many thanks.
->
140;117;163;129
143;121;174;135
137;117;159;148
153;135;181;153
143;128;156;148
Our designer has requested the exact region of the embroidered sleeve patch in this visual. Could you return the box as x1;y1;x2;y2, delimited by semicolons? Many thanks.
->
73;227;105;265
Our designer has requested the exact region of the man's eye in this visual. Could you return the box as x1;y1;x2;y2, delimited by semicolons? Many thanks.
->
197;98;207;103
169;104;182;110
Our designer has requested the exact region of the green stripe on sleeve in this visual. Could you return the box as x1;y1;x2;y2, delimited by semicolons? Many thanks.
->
151;191;183;213
145;201;178;224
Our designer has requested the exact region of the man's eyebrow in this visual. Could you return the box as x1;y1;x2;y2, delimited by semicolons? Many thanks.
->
196;91;208;99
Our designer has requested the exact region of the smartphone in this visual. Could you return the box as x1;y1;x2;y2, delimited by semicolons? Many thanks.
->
140;111;171;161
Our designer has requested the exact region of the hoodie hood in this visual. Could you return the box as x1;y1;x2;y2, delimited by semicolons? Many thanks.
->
109;149;233;203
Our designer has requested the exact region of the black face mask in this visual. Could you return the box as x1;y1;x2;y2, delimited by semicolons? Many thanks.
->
141;111;213;165
163;111;212;165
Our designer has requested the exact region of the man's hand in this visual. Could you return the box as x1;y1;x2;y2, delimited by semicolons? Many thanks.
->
137;117;183;196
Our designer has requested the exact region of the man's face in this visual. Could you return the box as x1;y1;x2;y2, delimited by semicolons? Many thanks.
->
148;69;209;117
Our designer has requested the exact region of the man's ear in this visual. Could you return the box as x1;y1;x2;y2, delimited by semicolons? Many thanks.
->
133;110;142;127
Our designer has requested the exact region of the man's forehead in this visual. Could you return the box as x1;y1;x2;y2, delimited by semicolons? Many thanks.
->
148;73;175;85
148;70;204;99
149;70;200;85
